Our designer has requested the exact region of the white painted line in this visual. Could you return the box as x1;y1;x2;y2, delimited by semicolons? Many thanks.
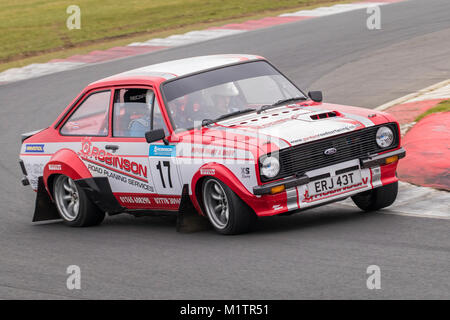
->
407;83;450;102
383;210;450;220
400;122;415;136
280;2;387;17
375;79;450;111
0;62;85;82
128;29;244;47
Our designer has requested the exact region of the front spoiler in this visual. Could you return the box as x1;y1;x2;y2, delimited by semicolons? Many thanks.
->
253;147;406;195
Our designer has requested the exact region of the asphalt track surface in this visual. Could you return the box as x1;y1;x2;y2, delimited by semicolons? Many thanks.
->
1;0;449;299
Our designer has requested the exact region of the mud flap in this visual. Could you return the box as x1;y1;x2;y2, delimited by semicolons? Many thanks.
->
32;176;60;222
76;177;124;215
176;184;211;233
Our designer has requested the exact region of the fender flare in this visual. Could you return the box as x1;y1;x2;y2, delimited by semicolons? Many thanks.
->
35;149;124;221
190;163;256;216
43;148;92;196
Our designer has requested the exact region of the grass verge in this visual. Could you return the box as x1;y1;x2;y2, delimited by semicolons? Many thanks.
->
0;0;353;73
415;100;450;122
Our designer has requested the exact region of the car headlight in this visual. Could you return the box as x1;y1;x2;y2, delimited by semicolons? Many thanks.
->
376;126;394;148
260;156;280;178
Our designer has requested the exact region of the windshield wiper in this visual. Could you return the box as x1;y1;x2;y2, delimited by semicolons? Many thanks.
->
202;108;256;126
273;96;307;106
257;96;307;114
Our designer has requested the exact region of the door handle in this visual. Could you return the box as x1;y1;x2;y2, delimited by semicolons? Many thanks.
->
105;145;119;152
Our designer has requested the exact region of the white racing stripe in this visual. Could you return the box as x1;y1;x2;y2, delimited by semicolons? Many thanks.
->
341;112;375;127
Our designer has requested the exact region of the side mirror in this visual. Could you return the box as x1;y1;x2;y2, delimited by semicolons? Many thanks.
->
308;91;323;103
145;129;168;144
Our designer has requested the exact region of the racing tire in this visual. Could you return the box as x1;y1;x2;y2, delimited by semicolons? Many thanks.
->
53;175;105;227
201;177;256;235
351;181;398;212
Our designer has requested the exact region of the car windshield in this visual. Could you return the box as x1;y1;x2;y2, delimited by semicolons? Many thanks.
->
162;60;305;131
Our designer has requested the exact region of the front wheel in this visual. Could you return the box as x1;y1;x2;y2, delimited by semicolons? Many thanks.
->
351;181;398;211
53;175;105;227
202;178;256;235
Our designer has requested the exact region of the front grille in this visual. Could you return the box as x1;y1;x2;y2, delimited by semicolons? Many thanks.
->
262;123;399;182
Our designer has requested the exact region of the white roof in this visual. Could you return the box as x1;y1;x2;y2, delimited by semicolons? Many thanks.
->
101;54;263;82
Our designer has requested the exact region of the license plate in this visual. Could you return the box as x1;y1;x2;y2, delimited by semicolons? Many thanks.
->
308;171;362;196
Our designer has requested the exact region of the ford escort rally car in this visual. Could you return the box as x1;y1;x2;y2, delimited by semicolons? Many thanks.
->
19;54;405;234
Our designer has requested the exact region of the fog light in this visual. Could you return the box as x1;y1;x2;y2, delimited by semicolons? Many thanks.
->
270;185;285;194
385;155;399;164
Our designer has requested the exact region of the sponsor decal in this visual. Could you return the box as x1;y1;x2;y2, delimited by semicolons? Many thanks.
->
48;164;62;171
119;196;151;205
290;124;360;145
127;179;154;192
200;168;215;175
25;144;45;153
153;197;181;205
149;145;176;157
241;167;251;179
191;146;236;158
272;204;284;211
129;93;146;101
24;162;45;190
258;117;292;129
26;163;44;175
79;139;148;180
115;193;181;209
87;163;154;192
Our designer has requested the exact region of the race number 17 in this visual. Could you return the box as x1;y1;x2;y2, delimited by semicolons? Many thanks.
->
156;161;172;188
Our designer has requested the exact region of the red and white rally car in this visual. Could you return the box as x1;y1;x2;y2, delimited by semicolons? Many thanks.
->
19;54;405;234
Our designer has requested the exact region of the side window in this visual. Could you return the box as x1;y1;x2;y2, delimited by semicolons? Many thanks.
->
113;88;168;138
61;91;111;136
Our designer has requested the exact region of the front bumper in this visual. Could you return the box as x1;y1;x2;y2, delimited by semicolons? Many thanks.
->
253;147;405;195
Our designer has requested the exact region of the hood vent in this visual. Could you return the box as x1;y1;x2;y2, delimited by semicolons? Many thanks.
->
310;111;339;120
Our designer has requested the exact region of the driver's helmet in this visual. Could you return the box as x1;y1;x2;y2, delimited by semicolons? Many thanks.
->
205;82;240;113
206;83;239;106
123;89;150;116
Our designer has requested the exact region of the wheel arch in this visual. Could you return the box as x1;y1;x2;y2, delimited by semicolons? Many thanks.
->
43;148;92;196
190;163;256;216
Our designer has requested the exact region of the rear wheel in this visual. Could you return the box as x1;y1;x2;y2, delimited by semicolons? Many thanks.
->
351;181;398;211
53;175;105;227
202;178;256;235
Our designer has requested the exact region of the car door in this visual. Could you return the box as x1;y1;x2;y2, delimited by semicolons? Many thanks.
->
110;86;182;210
59;89;119;185
146;90;183;209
